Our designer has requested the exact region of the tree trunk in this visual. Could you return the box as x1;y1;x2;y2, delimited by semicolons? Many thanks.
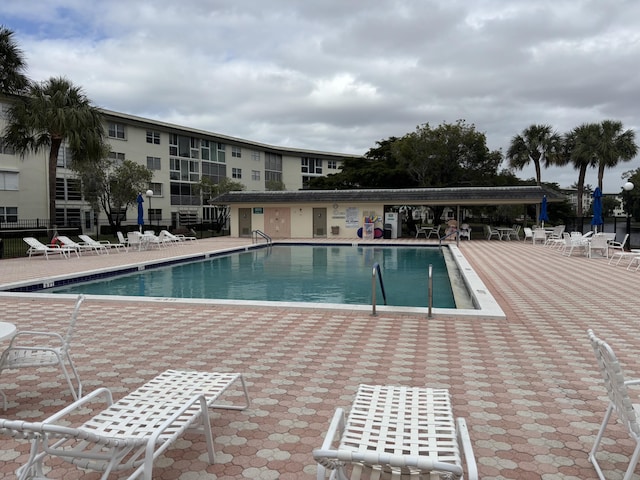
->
48;138;62;230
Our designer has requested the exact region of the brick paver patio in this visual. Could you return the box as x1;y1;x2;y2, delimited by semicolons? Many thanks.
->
0;237;638;479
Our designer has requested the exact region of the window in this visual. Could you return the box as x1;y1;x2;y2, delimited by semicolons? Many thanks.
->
56;177;82;200
147;156;161;170
251;170;260;181
217;143;226;163
0;138;15;155
232;146;242;158
301;157;322;174
201;140;210;160
148;182;162;196
55;208;81;227
146;130;161;144
251;150;260;162
56;144;73;168
0;171;18;190
108;122;126;139
265;152;282;172
169;158;199;182
108;151;125;165
232;168;242;179
0;206;18;223
327;160;337;169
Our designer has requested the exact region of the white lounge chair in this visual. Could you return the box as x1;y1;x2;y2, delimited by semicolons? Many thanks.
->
0;369;250;480
607;234;629;258
522;227;534;243
314;384;478;480
56;235;107;255
78;234;125;253
0;295;85;410
23;237;79;260
160;229;196;242
587;330;640;480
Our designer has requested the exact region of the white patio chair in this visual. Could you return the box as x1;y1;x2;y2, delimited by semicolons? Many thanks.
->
57;235;107;255
0;295;85;410
608;234;629;258
485;225;500;240
544;225;565;247
116;231;130;251
314;384;478;480
533;228;546;245
522;227;534;243
588;233;609;258
562;232;589;257
23;237;79;260
79;234;125;253
587;329;640;480
508;225;521;240
0;369;250;480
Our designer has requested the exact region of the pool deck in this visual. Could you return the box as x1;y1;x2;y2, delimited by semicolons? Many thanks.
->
0;236;638;479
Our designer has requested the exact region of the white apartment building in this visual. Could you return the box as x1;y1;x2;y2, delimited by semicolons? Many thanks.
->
0;98;358;233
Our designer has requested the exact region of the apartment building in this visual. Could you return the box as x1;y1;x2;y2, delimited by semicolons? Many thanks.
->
0;98;358;233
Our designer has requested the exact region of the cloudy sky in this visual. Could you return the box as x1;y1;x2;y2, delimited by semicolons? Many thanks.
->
2;0;640;193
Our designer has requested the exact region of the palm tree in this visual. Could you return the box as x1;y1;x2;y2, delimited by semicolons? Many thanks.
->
563;123;600;217
594;120;638;191
507;124;561;185
0;25;29;94
3;76;107;223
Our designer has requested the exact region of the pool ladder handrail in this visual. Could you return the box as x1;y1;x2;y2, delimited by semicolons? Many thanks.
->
252;230;272;245
371;262;387;316
439;229;459;247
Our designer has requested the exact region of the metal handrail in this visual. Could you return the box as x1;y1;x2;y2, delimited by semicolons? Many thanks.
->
371;262;387;316
439;230;459;247
252;230;272;245
427;264;433;318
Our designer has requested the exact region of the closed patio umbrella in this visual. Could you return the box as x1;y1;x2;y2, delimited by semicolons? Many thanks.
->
137;193;144;232
539;195;549;229
591;187;603;233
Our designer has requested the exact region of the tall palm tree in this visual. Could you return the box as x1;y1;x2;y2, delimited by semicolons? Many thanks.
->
594;119;638;191
507;124;561;185
0;25;29;94
3;76;107;223
563;123;600;217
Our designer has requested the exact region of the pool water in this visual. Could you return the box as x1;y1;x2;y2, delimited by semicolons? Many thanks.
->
51;245;456;308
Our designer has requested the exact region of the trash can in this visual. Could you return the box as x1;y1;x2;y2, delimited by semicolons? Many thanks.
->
383;224;392;239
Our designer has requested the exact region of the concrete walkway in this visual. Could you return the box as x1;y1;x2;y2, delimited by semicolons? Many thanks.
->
0;237;638;479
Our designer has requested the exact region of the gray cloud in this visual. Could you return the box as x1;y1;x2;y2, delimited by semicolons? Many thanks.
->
3;0;640;192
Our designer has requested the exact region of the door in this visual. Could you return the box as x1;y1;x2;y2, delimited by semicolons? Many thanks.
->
313;208;327;237
239;208;252;237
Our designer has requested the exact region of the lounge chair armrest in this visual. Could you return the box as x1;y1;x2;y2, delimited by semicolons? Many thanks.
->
43;387;114;423
7;331;65;347
457;417;478;480
624;378;640;386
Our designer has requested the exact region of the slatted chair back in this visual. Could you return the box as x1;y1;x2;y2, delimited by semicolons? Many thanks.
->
587;329;640;438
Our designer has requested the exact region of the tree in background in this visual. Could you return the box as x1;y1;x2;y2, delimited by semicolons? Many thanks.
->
198;177;245;232
507;124;561;185
3;76;106;223
562;123;600;216
393;120;502;188
594;120;637;191
0;25;29;94
621;168;640;222
75;158;153;232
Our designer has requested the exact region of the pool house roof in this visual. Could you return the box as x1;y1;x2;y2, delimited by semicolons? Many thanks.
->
213;185;565;206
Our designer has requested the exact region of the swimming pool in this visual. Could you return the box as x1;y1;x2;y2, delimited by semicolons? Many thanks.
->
50;245;456;308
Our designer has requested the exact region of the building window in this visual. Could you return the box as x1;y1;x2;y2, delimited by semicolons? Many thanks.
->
232;168;242;179
147;156;161;170
55;208;81;227
201;140;210;160
0;171;19;190
301;157;322;174
265;152;282;172
169;158;199;182
108;151;125;166
0;138;15;155
327;160;337;169
232;146;242;158
146;130;161;144
56;177;82;200
56;144;73;168
149;182;163;196
0;206;18;223
251;150;260;161
251;170;260;181
217;143;226;163
108;122;126;140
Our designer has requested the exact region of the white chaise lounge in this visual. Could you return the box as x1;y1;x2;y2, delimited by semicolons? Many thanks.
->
0;369;250;480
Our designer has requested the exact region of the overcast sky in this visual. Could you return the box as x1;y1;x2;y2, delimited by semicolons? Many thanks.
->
3;0;640;193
